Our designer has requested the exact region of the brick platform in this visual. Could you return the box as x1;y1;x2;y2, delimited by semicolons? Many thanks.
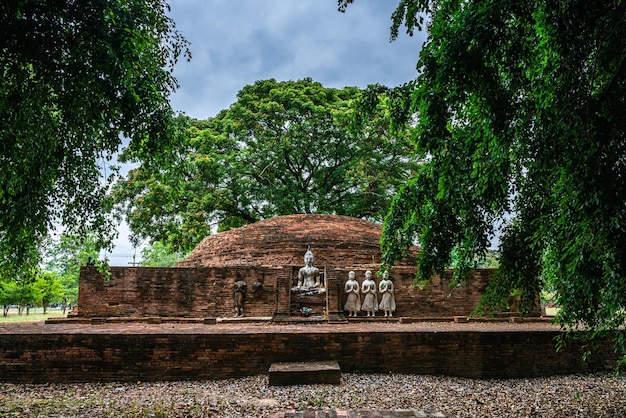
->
269;361;341;386
0;320;620;383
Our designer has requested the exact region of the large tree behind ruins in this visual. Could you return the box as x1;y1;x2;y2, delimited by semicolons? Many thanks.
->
114;78;418;253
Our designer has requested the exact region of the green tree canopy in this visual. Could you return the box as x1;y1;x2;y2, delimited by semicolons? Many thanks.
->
114;78;418;252
1;269;63;314
0;269;37;310
0;0;189;278
341;0;626;341
32;270;64;313
139;241;184;267
43;233;100;304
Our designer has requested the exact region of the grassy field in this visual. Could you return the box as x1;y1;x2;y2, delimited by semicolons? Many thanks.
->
545;307;559;316
0;307;67;323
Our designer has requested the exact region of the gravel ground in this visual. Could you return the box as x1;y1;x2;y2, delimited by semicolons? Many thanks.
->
1;372;625;417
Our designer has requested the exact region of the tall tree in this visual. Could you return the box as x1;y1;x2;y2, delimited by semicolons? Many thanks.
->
43;234;100;304
341;0;626;345
114;78;417;252
0;0;190;278
32;270;63;314
0;271;36;315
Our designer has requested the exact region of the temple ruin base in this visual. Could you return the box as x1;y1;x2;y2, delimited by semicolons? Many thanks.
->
0;320;619;383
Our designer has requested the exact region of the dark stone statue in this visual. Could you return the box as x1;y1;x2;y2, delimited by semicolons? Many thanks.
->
233;280;247;317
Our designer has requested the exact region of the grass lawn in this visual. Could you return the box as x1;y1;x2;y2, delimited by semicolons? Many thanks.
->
545;307;559;316
0;307;67;323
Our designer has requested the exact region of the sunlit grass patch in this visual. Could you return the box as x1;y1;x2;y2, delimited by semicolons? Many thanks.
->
0;307;66;323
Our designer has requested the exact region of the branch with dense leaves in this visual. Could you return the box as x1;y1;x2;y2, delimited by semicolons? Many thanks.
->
0;0;190;278
342;0;626;354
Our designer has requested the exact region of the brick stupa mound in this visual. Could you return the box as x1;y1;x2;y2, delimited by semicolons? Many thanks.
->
177;214;417;268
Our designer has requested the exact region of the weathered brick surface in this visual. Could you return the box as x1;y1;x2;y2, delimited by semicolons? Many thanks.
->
176;214;418;268
78;266;281;318
78;265;504;319
0;324;618;383
335;267;498;318
78;215;531;319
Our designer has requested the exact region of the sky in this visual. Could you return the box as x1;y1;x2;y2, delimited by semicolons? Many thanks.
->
107;0;427;265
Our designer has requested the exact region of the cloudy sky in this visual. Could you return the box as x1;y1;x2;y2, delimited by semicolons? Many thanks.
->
108;0;427;264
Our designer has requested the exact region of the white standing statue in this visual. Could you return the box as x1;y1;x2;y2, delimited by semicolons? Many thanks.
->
361;270;378;317
378;270;396;317
343;271;361;317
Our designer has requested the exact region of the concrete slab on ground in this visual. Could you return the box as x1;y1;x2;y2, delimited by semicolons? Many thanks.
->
272;409;448;417
269;361;341;386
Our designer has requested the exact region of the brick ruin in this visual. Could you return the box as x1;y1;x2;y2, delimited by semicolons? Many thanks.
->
77;214;523;321
4;214;618;384
1;325;618;382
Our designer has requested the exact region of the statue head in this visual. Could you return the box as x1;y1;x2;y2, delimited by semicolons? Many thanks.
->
365;270;372;280
383;270;389;279
348;271;355;280
304;247;314;266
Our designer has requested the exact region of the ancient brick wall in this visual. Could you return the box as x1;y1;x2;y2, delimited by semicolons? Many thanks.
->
333;267;494;318
78;214;507;320
0;328;618;383
79;266;530;319
78;266;282;318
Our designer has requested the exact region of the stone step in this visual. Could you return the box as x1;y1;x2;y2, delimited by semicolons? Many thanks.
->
268;361;341;386
272;409;448;418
